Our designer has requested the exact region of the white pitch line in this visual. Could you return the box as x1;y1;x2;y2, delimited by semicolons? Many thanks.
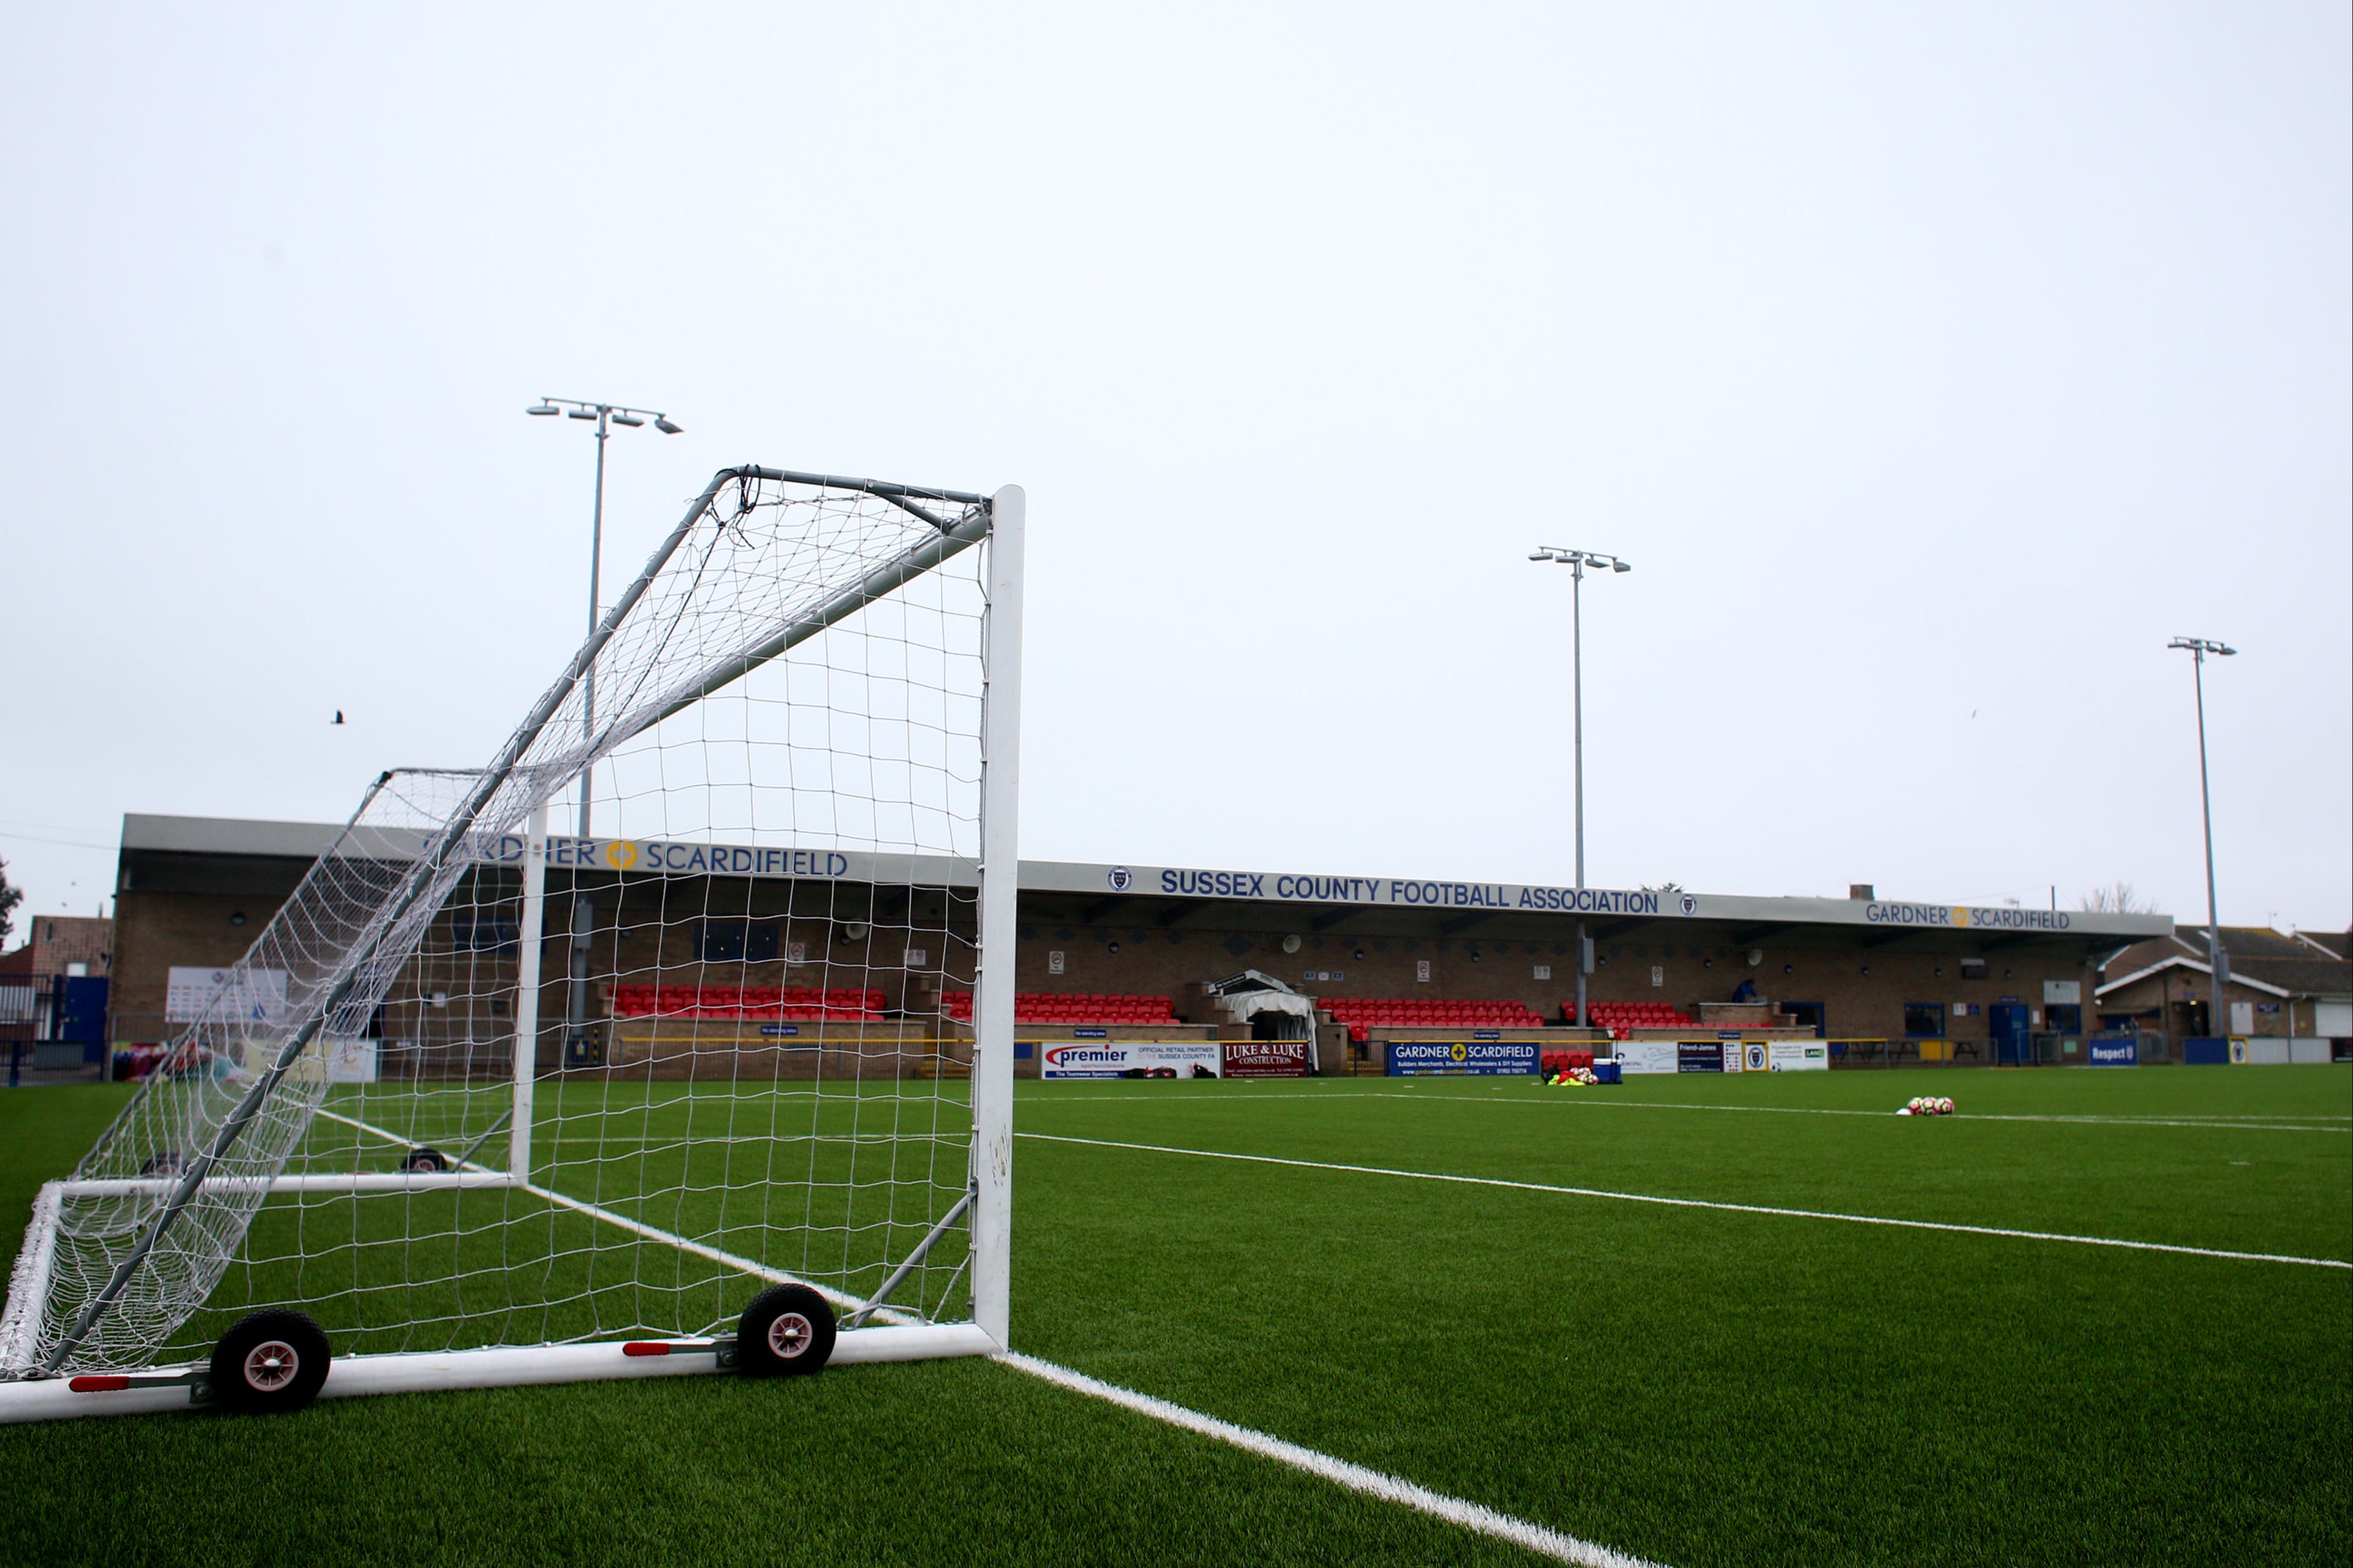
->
1350;1093;2353;1134
999;1351;1664;1568
1018;1131;2353;1270
1030;1090;2352;1134
316;1110;1649;1563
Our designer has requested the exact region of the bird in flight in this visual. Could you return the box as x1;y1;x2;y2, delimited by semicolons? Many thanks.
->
332;710;345;725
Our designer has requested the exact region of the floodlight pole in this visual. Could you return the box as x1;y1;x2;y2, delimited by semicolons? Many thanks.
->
1570;554;1587;1033
582;408;608;834
526;396;683;836
2168;636;2236;998
526;396;682;1064
1530;546;1631;1030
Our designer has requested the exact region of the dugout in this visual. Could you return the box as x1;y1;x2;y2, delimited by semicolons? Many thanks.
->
107;814;2177;1075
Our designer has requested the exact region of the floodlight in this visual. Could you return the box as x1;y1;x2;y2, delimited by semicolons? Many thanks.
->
611;413;645;428
567;408;597;420
654;417;683;435
526;404;559;416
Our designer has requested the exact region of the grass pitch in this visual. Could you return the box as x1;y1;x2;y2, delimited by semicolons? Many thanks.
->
2;1065;2347;1566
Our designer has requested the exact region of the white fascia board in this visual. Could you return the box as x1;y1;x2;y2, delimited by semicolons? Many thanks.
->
111;816;2178;941
2095;955;2291;1000
1043;859;2173;938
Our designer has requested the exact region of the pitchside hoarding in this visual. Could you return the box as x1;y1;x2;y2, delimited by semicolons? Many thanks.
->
1766;1042;1830;1071
1040;1041;1221;1079
2088;1038;2139;1066
1223;1040;1311;1078
1617;1039;1680;1074
1386;1039;1538;1075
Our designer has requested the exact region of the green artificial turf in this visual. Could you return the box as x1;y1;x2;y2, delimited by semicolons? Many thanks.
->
1;1067;2347;1566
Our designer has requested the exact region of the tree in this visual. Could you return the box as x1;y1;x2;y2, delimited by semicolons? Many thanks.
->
2079;880;2154;915
0;853;20;948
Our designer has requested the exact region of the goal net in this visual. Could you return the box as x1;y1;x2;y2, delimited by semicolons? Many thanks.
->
2;468;1023;1399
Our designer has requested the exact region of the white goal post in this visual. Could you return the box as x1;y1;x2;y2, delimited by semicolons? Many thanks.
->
0;468;1024;1420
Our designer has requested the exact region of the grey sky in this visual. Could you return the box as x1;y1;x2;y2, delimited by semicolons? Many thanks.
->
3;2;2347;934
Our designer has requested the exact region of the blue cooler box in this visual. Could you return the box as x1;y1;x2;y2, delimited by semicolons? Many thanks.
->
1591;1061;1622;1084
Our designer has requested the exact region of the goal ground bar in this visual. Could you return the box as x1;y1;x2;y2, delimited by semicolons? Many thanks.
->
0;1323;998;1424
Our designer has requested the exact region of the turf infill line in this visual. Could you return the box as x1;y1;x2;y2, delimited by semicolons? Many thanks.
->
1018;1132;2353;1269
316;1111;1663;1564
996;1351;1665;1568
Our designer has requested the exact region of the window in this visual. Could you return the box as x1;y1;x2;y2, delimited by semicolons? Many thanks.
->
2045;1004;2082;1035
699;922;779;963
1904;1002;1946;1038
1960;957;1988;980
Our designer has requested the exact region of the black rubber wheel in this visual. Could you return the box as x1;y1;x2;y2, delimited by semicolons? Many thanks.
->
209;1308;332;1414
398;1146;449;1173
736;1285;835;1378
139;1151;183;1177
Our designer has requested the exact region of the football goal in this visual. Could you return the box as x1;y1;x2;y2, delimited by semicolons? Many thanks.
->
0;467;1024;1420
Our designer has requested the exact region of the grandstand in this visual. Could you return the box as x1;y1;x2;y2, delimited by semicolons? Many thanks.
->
1584;1000;1699;1040
102;818;2180;1072
1319;995;1548;1045
942;991;1180;1028
608;985;887;1021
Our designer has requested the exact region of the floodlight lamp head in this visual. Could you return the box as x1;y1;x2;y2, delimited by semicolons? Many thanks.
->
611;412;645;427
526;403;559;417
567;407;597;420
654;416;682;434
1611;559;1632;573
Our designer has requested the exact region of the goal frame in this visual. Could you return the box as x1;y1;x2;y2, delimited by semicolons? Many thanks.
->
0;469;1025;1420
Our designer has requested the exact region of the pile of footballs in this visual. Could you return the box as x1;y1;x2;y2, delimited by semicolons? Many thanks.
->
1547;1066;1601;1087
1898;1096;1956;1116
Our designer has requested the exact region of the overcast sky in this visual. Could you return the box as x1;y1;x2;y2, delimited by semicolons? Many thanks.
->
2;2;2347;939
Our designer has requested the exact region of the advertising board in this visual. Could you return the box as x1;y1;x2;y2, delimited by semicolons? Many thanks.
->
324;1037;379;1084
2087;1037;2139;1067
1766;1041;1829;1072
1040;1040;1221;1079
240;1035;378;1084
1387;1039;1538;1075
1676;1042;1724;1072
1617;1039;1680;1075
1223;1040;1311;1079
167;966;288;1025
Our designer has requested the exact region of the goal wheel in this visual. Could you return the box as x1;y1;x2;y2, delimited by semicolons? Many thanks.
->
735;1285;835;1378
209;1309;332;1414
139;1151;183;1177
398;1146;449;1173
